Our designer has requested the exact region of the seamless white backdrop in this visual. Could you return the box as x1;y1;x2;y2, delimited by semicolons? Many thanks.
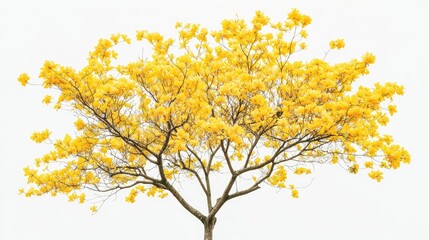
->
1;0;428;239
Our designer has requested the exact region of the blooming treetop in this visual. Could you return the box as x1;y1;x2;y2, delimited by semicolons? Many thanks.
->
19;9;409;240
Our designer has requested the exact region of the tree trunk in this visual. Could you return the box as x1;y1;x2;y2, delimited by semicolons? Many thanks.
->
204;217;216;240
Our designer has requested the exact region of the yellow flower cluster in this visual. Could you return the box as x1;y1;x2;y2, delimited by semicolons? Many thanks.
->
20;9;409;207
67;192;86;204
290;184;299;198
42;95;52;105
287;8;312;27
30;129;51;143
368;170;384;182
125;185;146;203
329;39;345;49
294;167;312;175
18;73;30;86
73;118;86;131
268;166;287;188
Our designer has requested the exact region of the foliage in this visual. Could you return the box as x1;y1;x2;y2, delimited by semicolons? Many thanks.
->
19;9;409;239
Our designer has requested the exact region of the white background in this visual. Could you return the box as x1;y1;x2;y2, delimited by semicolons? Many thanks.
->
1;0;428;239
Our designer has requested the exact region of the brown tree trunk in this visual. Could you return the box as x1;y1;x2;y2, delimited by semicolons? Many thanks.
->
204;217;216;240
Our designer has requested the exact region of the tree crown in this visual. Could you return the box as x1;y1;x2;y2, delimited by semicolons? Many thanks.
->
20;9;409;216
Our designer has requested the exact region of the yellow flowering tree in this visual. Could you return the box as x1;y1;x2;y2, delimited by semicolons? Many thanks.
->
20;9;409;240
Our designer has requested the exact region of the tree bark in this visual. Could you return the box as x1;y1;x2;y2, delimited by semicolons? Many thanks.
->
204;217;216;240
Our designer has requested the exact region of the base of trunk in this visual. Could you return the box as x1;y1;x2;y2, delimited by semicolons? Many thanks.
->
204;217;216;240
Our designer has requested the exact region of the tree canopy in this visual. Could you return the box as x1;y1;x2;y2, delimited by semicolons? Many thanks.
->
19;9;409;240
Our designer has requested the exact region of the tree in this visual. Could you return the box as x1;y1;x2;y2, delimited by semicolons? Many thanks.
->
19;9;409;240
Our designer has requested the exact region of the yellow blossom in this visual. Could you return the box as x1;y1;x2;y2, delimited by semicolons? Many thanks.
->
349;163;359;174
331;154;339;164
364;161;374;168
362;52;376;64
368;170;384;182
42;95;52;105
388;105;397;115
294;167;312;175
74;118;86;131
90;206;98;213
147;186;157;197
30;129;51;143
18;73;30;86
291;189;299;198
329;39;345;49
